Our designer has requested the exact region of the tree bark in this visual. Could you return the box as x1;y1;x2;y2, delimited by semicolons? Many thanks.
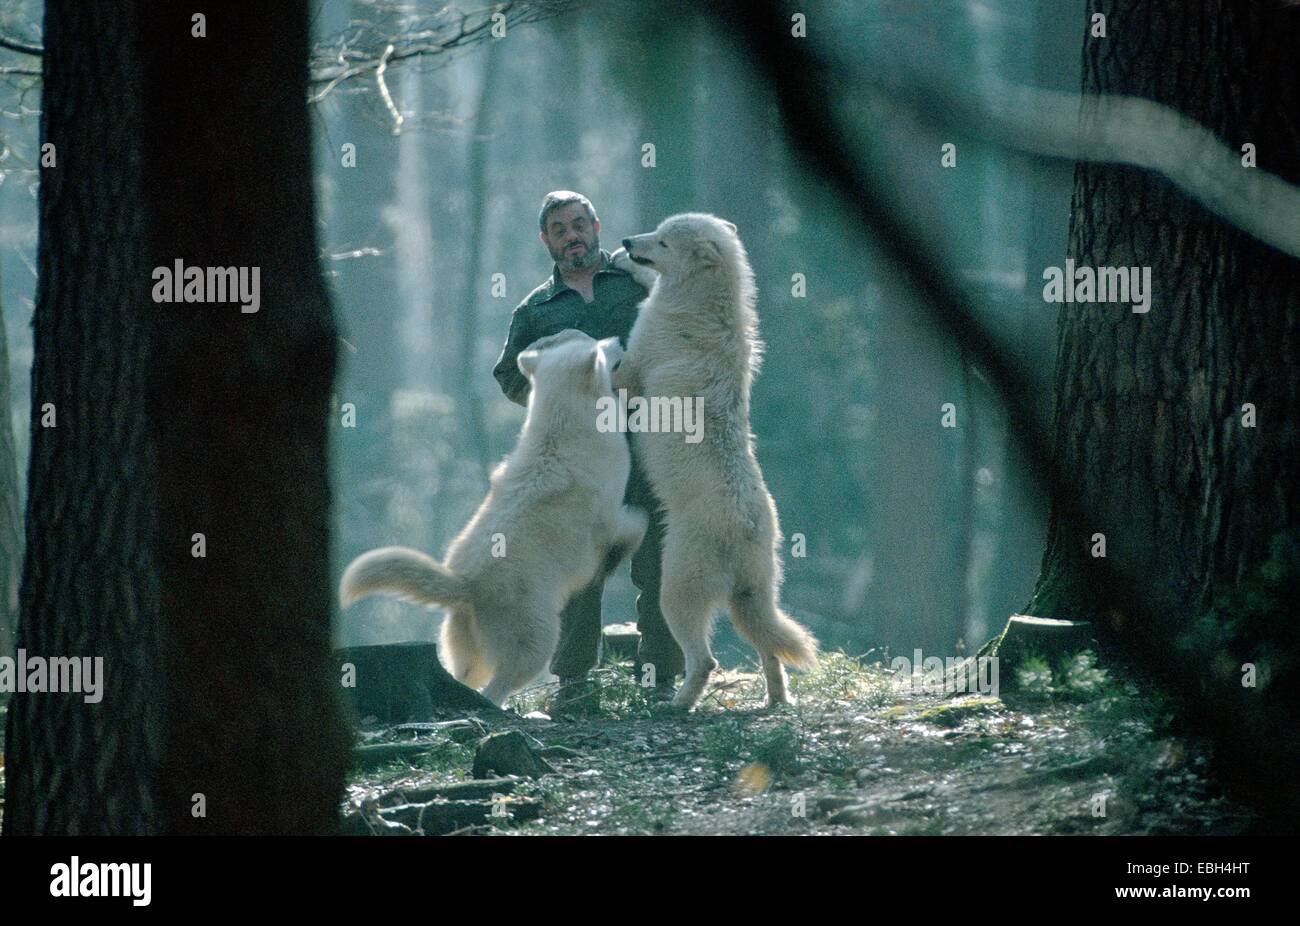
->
1028;1;1300;628
3;0;161;835
4;0;353;835
142;4;353;834
0;275;22;662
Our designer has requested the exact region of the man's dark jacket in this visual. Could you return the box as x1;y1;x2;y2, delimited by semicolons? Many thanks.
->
492;250;647;404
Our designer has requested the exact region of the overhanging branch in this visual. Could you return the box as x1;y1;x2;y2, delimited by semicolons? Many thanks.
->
877;65;1300;261
0;31;42;57
307;0;578;105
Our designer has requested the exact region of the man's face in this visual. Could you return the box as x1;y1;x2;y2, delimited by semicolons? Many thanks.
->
541;202;601;273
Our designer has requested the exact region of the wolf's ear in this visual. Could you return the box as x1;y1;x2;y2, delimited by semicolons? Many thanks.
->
693;238;723;267
517;349;540;378
720;219;737;235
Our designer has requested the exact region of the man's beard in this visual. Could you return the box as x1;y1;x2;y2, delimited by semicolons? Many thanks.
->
554;235;601;273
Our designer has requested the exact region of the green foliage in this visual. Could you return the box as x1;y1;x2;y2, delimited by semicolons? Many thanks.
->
1014;649;1111;703
592;661;653;718
507;662;652;721
602;798;677;835
1060;651;1109;700
1178;529;1300;692
702;718;802;777
1015;653;1056;700
791;650;891;704
390;739;474;778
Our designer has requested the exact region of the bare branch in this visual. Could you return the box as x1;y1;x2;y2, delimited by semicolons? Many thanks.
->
307;0;578;105
0;31;42;57
374;43;403;133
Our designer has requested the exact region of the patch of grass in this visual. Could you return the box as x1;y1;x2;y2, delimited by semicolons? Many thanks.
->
751;724;802;775
352;737;475;788
791;650;891;704
1059;650;1109;700
506;662;652;720
701;718;802;777
592;661;653;718
1014;649;1114;703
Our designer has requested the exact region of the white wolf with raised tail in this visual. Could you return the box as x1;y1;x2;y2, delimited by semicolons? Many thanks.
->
340;331;647;707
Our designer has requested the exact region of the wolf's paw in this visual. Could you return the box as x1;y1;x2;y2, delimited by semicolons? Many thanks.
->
649;699;686;717
669;692;703;713
609;246;634;272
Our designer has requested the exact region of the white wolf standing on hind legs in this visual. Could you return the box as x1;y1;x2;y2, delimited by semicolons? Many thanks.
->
611;213;818;711
339;331;647;708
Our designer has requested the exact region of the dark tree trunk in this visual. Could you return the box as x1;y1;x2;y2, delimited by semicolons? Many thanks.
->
3;0;161;835
1028;1;1300;628
4;0;352;835
142;4;353;834
0;277;22;662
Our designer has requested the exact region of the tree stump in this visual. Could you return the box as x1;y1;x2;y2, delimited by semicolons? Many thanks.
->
602;622;641;663
979;615;1095;668
336;641;500;723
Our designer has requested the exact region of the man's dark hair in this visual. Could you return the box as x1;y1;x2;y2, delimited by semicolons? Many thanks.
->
539;190;598;233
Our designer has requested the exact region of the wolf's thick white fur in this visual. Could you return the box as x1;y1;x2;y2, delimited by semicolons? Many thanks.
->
612;213;818;710
339;332;647;707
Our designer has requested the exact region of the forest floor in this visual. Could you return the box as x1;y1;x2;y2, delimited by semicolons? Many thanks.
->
344;651;1256;836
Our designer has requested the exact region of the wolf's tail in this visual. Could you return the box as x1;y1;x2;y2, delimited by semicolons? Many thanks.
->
339;546;469;609
730;589;819;670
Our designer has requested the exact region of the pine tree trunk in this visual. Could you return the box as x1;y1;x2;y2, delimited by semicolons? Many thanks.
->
0;278;22;662
3;0;162;835
4;0;352;835
1028;0;1300;628
141;4;352;834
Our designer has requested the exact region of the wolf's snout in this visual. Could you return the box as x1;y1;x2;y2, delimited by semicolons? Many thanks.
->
621;237;633;250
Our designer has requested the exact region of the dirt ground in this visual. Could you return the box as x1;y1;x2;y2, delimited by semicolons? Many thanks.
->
344;653;1255;836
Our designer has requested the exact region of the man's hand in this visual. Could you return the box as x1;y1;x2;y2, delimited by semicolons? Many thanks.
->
610;246;658;288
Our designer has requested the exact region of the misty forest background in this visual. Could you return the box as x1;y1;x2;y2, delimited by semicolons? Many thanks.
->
0;0;1296;834
0;0;1069;660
